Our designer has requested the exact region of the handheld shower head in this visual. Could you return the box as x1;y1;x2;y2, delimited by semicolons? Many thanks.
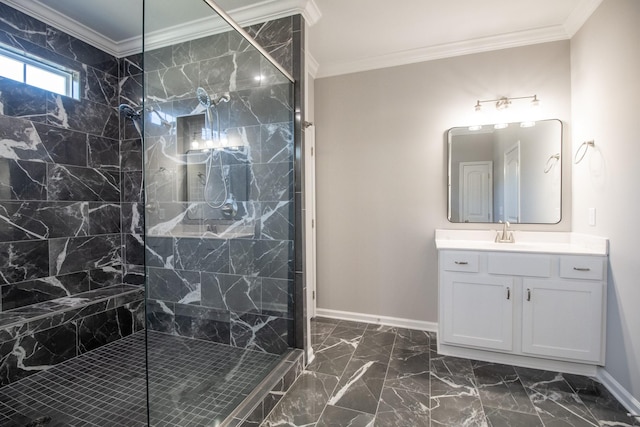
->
196;87;211;108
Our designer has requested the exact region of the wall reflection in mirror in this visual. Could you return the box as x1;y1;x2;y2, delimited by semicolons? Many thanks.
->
448;119;562;224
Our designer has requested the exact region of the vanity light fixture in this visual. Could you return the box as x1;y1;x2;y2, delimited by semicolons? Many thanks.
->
494;123;508;129
468;125;482;131
520;121;536;128
474;95;540;112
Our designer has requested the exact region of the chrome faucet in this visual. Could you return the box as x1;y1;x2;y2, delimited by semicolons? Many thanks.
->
495;220;515;243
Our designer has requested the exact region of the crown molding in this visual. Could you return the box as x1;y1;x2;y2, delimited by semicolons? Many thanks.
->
1;0;123;57
1;0;319;58
563;0;603;36
316;25;571;78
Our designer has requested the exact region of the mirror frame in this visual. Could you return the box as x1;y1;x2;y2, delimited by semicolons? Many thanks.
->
447;119;563;225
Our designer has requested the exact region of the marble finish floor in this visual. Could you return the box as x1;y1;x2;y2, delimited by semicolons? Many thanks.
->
0;330;280;426
260;317;639;427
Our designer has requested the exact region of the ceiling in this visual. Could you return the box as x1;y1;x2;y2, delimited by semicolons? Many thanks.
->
1;0;602;78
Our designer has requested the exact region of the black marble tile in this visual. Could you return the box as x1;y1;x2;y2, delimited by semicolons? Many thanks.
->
485;407;543;427
250;162;294;202
261;278;293;318
122;264;144;286
327;356;388;415
316;405;374;427
0;322;77;387
145;63;199;103
1;271;89;311
47;94;119;139
121;171;143;203
173;303;230;343
77;306;134;353
143;45;173;72
0;3;48;47
83;65;118;107
310;319;337;350
430;393;486;427
0;201;89;241
121;202;144;235
472;361;536;415
307;335;360;377
120;138;143;171
0;159;47;202
350;329;395;364
259;201;293;241
88;202;120;235
32;122;88;167
262;371;339;427
146;299;175;334
147;267;200;304
230;85;293;128
89;267;123;289
47;164;120;202
174;237;230;273
0;240;49;285
124;233;145;266
0;115;51;162
88;135;120;169
145;237;173;268
231;312;290;354
230;239;293;279
189;32;230;62
120;54;143;77
260;122;293;164
385;346;431;395
0;78;49;123
48;234;121;276
45;26;118;75
201;273;261;313
246;18;293;50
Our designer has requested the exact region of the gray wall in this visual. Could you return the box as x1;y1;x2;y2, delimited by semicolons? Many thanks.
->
314;40;572;324
571;0;640;403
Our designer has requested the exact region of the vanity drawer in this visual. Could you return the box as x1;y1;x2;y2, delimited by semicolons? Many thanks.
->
488;253;552;277
559;256;604;280
441;251;479;272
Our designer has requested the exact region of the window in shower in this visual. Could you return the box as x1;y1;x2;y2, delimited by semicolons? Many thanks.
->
0;44;80;99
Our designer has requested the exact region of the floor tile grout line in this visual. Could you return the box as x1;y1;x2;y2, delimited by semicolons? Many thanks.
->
372;326;399;422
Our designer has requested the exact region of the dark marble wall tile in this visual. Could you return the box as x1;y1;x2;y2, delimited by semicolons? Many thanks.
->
147;267;200;304
77;306;135;353
0;201;89;241
201;273;261;313
231;312;290;354
0;78;48;122
88;135;120;169
120;138;143;171
83;65;118;107
145;237;173;268
0;240;49;285
47;164;120;202
121;202;144;235
122;264;145;286
124;233;145;266
174;237;229;273
259;201;294;241
145;63;199;103
121;171;143;203
0;159;47;201
49;234;121;276
120;54;143;77
32;123;88;167
0;115;52;162
45;27;118;75
174;303;230;343
251;162;294;202
262;278;294;318
0;4;48;47
230;239;293;279
89;267;123;289
146;299;176;334
88;202;121;235
1;271;90;311
47;95;120;139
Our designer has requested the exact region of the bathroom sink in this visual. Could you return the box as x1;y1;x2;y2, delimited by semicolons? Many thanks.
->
434;229;608;255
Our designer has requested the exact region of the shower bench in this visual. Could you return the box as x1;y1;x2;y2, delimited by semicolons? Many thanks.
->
0;284;144;387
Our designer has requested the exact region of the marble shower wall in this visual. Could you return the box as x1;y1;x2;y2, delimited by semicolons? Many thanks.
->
0;3;144;385
144;17;299;355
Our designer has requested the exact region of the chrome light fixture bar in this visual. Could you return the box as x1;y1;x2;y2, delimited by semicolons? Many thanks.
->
474;95;539;112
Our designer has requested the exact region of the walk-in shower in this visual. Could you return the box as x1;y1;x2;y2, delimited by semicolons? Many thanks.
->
0;0;303;425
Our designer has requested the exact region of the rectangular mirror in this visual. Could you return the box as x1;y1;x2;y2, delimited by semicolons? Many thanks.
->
448;119;562;224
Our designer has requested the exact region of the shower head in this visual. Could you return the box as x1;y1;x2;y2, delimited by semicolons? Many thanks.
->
118;104;141;120
196;87;211;108
212;93;230;106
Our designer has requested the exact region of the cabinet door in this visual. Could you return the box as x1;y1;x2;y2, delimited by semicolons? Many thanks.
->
441;273;514;351
522;279;604;363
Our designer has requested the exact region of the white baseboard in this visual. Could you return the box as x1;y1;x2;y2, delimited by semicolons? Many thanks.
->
597;368;640;417
315;308;438;332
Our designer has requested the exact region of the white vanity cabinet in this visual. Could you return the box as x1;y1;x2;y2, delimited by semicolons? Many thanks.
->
438;247;607;368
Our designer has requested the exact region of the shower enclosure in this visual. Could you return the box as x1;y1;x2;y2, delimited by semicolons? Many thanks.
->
0;0;304;425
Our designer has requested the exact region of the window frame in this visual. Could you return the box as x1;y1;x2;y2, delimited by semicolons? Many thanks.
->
0;44;80;99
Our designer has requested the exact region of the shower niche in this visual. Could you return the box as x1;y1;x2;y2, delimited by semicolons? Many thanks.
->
175;112;253;237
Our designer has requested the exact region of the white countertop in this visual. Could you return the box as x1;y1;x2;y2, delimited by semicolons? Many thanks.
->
435;229;608;256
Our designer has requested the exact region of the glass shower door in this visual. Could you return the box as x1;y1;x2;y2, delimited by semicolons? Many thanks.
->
142;0;296;424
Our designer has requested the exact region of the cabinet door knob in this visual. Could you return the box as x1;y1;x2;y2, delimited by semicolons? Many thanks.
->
454;261;468;265
573;267;591;272
506;287;511;300
527;288;532;301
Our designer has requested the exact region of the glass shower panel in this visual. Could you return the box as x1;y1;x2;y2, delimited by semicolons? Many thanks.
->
143;1;295;424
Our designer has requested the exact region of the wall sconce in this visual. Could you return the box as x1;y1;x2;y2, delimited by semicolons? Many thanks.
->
474;95;540;112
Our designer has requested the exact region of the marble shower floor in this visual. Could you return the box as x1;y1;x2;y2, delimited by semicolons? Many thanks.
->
260;317;639;427
0;330;280;426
